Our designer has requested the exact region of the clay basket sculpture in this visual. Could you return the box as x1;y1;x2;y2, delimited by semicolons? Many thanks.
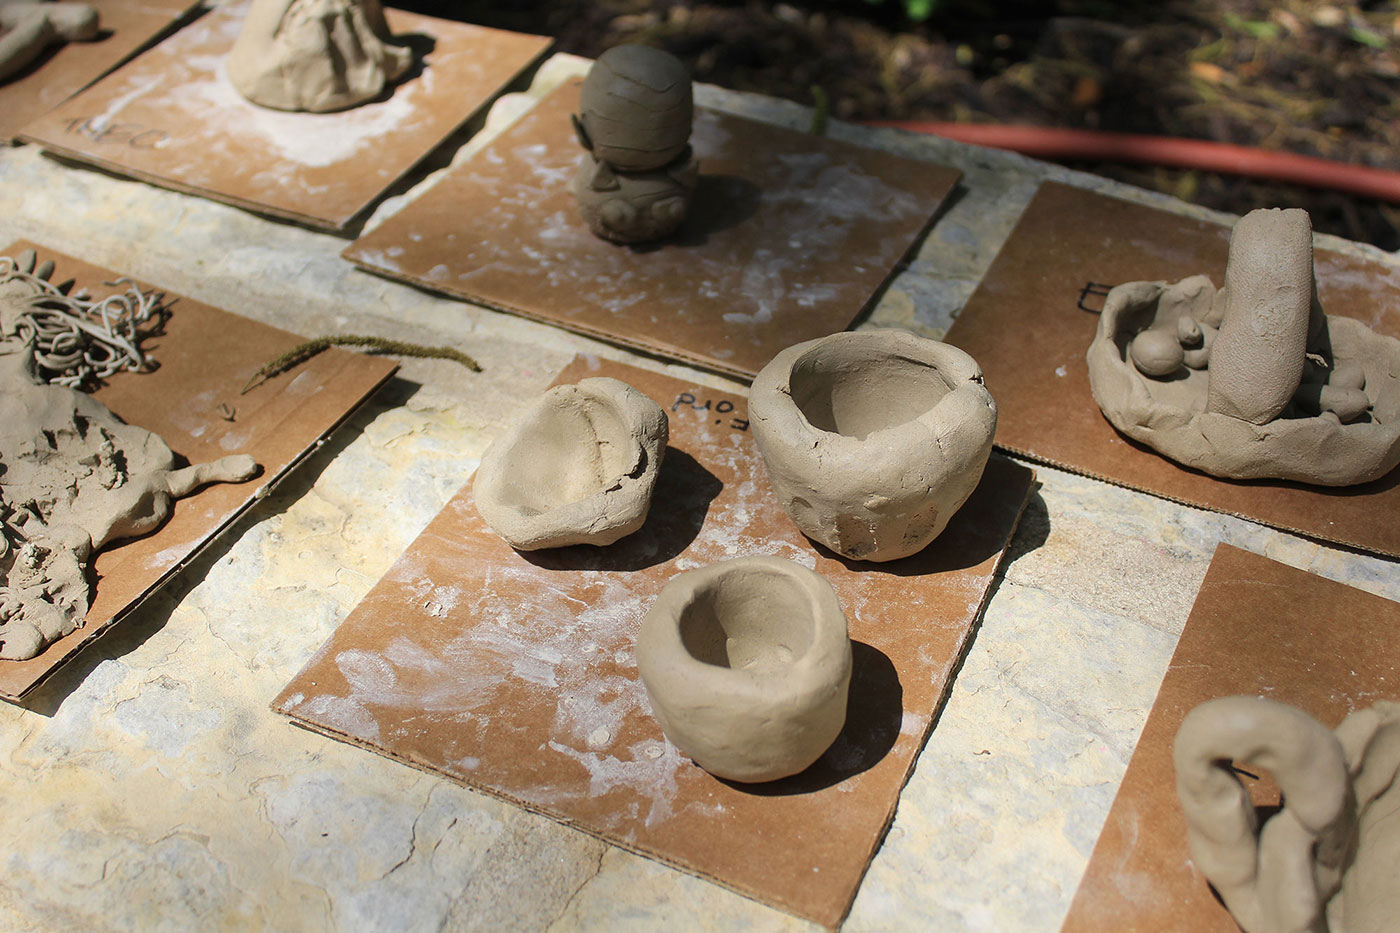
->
637;556;852;783
749;329;997;562
1087;208;1400;485
473;377;668;550
1174;695;1400;933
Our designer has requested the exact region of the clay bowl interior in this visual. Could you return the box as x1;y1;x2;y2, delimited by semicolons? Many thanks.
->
787;341;953;440
678;569;815;675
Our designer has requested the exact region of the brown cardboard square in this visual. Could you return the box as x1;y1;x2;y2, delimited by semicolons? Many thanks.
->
17;4;552;232
0;0;196;142
0;242;398;701
1060;543;1400;932
273;355;1033;928
343;80;962;380
944;181;1400;558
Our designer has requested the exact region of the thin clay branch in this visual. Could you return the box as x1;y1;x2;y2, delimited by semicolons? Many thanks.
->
241;334;482;394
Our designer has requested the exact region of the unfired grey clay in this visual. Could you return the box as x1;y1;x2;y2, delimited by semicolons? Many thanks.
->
473;377;668;550
571;45;698;244
1088;208;1400;485
636;556;852;783
0;1;98;84
749;329;997;562
1174;695;1400;933
227;0;412;113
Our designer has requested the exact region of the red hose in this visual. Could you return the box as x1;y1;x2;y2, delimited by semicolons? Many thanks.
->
864;121;1400;204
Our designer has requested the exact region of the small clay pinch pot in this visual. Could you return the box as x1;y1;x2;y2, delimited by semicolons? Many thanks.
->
474;377;668;550
636;556;852;783
749;329;997;562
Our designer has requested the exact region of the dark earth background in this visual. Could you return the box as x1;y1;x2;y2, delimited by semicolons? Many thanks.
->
398;1;1400;251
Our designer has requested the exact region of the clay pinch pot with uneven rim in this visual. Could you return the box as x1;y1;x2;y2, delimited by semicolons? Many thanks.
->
749;329;997;562
473;376;668;551
636;556;852;783
1174;696;1400;933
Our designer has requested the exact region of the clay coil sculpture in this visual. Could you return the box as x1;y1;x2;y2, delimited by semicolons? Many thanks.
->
1174;695;1400;933
1087;208;1400;485
636;556;852;783
749;329;997;562
0;2;99;84
473;377;668;550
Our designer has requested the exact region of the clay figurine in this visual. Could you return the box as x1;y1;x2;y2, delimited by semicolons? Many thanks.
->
227;0;413;113
1174;695;1400;933
0;1;99;84
571;45;699;244
749;329;997;562
474;377;668;550
1087;208;1400;485
636;556;852;783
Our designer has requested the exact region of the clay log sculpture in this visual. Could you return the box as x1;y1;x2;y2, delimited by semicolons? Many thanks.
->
1087;208;1400;485
473;377;668;550
227;0;413;113
636;556;852;783
0;1;99;84
749;329;997;562
1174;695;1400;933
571;44;699;244
0;340;257;660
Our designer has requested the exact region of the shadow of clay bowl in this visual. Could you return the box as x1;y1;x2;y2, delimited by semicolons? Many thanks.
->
636;556;852;783
749;329;997;562
474;377;668;550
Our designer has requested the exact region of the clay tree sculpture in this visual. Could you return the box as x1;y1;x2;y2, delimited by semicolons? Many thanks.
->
1174;695;1400;933
1087;208;1400;485
749;329;997;562
636;556;852;783
571;44;699;244
474;377;668;550
0;1;99;84
227;0;413;113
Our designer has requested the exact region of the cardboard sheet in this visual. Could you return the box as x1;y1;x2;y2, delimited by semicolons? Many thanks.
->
344;80;961;379
274;356;1033;928
18;4;551;231
944;181;1400;557
0;242;398;701
1060;543;1400;931
0;0;195;142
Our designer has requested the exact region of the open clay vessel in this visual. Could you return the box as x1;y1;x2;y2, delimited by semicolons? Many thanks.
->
749;329;997;562
636;556;852;783
1087;208;1400;485
473;377;668;550
227;0;413;113
0;2;99;84
1174;695;1400;933
571;44;698;244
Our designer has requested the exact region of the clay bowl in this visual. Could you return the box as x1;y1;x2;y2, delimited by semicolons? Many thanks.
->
636;556;852;783
749;329;997;562
473;377;668;550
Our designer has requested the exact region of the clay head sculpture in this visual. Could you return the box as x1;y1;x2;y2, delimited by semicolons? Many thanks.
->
473;377;668;550
0;2;99;84
1087;208;1400;485
1174;695;1400;933
571;44;699;243
636;556;852;783
749;329;997;562
227;0;413;113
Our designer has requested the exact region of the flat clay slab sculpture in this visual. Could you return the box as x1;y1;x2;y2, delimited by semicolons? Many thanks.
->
18;2;551;231
274;355;1034;928
944;181;1400;558
345;79;962;379
1060;543;1400;932
0;242;397;701
0;0;194;142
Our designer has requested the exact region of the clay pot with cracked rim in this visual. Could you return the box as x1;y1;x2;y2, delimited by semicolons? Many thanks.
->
749;329;997;562
474;377;667;550
637;556;852;783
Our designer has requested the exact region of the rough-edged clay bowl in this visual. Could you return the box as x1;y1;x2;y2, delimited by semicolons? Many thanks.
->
1087;280;1400;486
636;556;852;783
749;329;998;562
473;377;668;550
